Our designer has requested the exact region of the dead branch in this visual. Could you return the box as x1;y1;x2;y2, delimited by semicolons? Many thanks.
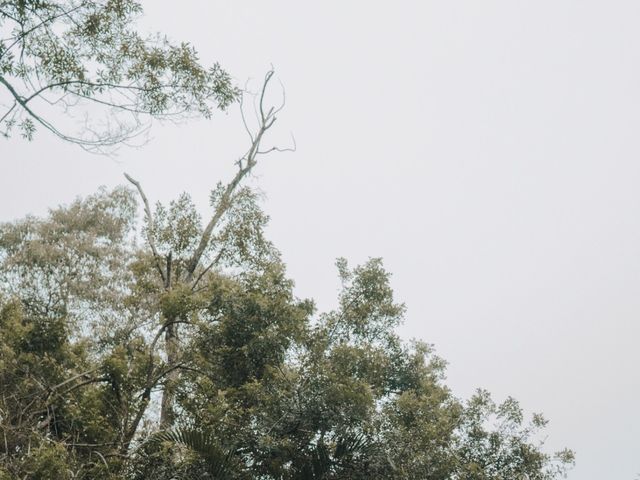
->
185;69;295;283
123;172;167;286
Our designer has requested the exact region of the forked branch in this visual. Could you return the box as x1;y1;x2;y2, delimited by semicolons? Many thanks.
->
186;69;295;282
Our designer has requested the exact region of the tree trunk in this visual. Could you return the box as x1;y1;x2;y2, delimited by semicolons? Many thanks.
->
160;321;179;427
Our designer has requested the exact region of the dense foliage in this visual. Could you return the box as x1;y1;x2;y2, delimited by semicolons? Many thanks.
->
0;182;574;479
0;0;238;151
0;3;574;478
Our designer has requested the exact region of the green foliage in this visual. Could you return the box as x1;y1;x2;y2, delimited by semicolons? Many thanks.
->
10;442;74;480
0;1;238;151
454;390;576;479
0;185;574;479
134;428;239;480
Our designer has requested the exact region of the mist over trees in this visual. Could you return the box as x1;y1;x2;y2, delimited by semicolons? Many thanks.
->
0;2;574;479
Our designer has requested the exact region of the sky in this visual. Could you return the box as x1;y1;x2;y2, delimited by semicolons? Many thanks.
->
2;1;640;478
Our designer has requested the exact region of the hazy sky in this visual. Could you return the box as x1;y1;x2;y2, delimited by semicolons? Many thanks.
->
2;2;639;478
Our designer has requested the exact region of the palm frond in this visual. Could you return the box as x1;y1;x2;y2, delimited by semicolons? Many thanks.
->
144;427;238;479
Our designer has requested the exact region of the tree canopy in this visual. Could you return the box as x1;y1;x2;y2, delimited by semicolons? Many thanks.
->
0;5;574;475
0;168;574;479
0;0;238;152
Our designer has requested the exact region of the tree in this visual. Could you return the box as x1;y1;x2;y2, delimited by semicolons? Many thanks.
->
123;69;289;428
0;230;574;478
0;72;572;479
0;0;238;152
0;69;301;478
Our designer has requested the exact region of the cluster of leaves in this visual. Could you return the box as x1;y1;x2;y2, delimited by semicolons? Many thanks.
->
0;186;574;479
0;0;238;151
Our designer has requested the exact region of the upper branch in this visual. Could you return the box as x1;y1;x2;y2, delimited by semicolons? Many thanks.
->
185;70;294;282
124;173;167;286
1;75;138;150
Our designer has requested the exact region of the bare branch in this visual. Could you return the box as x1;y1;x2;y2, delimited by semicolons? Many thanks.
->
239;90;254;142
258;132;297;155
0;100;16;124
123;173;166;285
186;69;289;283
273;76;287;115
259;70;275;122
185;160;254;282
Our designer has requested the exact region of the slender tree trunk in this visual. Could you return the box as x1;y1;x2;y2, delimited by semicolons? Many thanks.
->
160;321;179;427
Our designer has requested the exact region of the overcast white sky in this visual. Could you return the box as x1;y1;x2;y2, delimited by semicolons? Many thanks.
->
2;2;639;478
